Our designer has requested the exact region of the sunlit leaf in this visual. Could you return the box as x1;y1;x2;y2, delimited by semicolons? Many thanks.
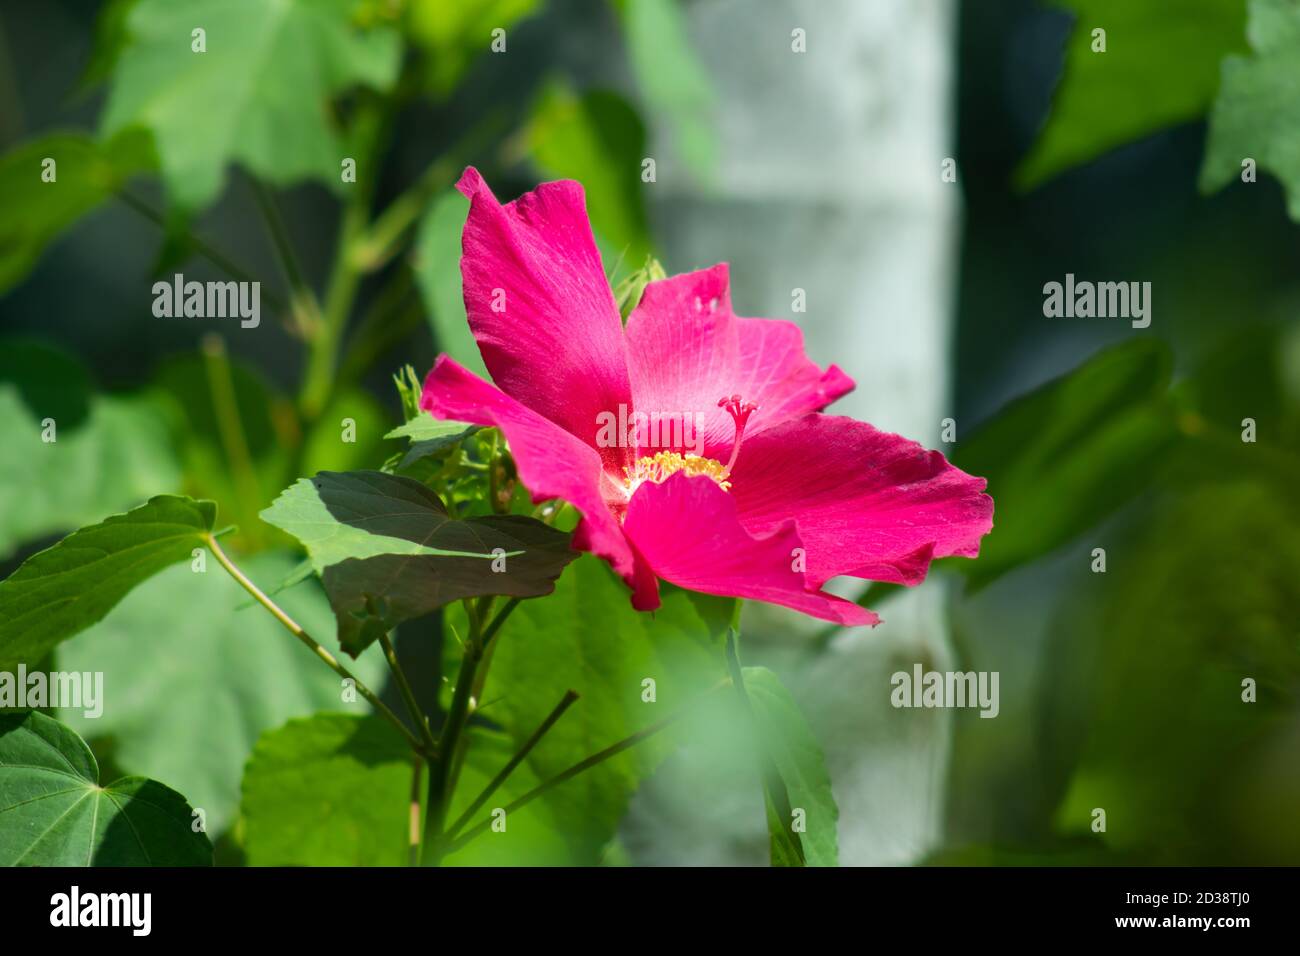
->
0;495;215;670
1017;0;1247;189
1200;0;1300;219
102;0;401;210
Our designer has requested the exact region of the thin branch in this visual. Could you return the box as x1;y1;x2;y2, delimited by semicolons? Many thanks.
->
421;597;487;864
444;689;579;841
204;532;429;757
200;334;263;548
480;597;520;650
379;630;438;754
442;681;732;856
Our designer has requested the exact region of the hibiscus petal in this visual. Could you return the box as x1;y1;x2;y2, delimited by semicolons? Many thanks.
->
455;167;632;464
625;263;740;457
728;415;994;589
734;317;855;431
623;471;878;626
626;263;852;458
421;355;658;609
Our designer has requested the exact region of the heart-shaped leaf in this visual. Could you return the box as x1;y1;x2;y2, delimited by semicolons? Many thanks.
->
0;710;211;866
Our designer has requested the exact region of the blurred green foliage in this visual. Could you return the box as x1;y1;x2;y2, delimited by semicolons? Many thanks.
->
1017;0;1248;189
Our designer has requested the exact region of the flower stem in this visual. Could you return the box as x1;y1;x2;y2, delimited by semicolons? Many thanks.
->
299;100;386;419
379;630;438;754
200;334;264;549
421;597;488;865
203;532;429;757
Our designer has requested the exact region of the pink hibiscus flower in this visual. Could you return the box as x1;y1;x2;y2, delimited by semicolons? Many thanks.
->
420;168;993;626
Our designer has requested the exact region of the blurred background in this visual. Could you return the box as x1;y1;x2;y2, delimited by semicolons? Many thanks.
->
1;0;1296;865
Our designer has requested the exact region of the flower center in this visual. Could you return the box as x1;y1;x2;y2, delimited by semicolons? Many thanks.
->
620;395;758;496
622;451;731;494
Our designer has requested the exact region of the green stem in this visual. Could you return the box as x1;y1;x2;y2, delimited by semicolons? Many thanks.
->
379;630;438;754
442;595;522;802
353;157;454;273
408;755;423;867
352;109;511;273
204;533;429;757
443;689;580;842
335;268;420;391
250;178;321;337
421;598;488;865
299;102;386;419
200;334;263;548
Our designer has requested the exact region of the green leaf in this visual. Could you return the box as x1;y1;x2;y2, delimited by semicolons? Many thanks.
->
261;470;531;569
79;0;138;91
263;470;576;655
323;521;577;656
0;341;182;559
953;340;1180;589
1016;0;1248;190
413;189;488;377
385;414;478;470
406;0;540;95
473;555;732;862
241;713;411;865
1200;0;1300;219
613;255;666;321
0;129;152;293
385;415;476;444
240;714;568;865
742;667;839;867
0;710;211;866
618;0;718;181
526;84;652;265
101;0;401;211
59;555;388;835
0;495;215;670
